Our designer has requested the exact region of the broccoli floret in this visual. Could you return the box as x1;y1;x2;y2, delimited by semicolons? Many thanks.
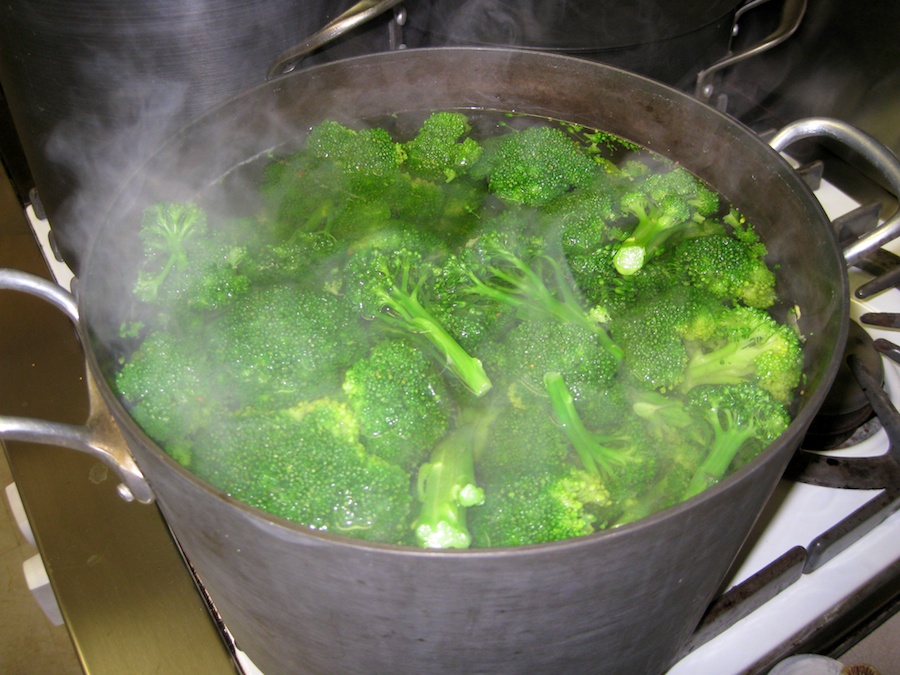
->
671;232;776;309
474;125;597;206
612;191;692;276
256;151;349;241
540;184;628;257
213;283;366;408
412;410;490;549
475;404;573;484
640;166;720;219
609;280;724;391
680;305;804;404
544;372;635;476
343;339;450;471
305;119;404;177
133;202;210;302
463;231;623;362
483;318;620;405
343;226;493;397
192;398;414;544
682;383;790;499
403;111;483;183
469;465;611;547
115;331;228;464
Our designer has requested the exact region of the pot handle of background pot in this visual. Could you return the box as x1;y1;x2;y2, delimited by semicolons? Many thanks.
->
266;0;406;79
0;269;155;504
695;0;807;103
768;118;900;267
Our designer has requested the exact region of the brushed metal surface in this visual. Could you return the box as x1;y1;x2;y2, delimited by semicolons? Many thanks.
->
0;165;238;674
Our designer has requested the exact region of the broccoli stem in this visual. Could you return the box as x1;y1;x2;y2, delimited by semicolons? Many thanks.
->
682;410;755;499
544;372;628;475
468;254;624;361
680;341;759;393
613;199;688;276
380;285;493;397
413;413;488;549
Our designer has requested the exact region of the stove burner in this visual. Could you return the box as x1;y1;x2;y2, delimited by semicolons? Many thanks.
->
801;321;884;450
788;354;900;490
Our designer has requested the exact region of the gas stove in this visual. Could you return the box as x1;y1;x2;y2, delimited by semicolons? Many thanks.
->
2;140;897;674
667;170;900;673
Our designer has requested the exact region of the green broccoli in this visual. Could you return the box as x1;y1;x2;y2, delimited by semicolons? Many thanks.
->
612;191;692;276
474;125;597;206
475;404;573;484
132;202;210;302
463;229;623;362
544;372;633;476
482;318;620;405
680;305;804;404
403;111;484;182
607;166;723;277
192;398;414;544
682;383;791;499
427;250;520;361
412;410;490;549
342;226;493;397
305;119;404;177
671;232;776;309
639;166;720;219
115;330;228;465
608;278;725;391
540;182;628;257
116;111;806;548
469;465;611;547
343;339;450;472
213;283;366;409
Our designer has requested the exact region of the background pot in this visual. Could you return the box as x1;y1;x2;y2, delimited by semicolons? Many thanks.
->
0;0;391;275
401;0;743;89
71;48;848;674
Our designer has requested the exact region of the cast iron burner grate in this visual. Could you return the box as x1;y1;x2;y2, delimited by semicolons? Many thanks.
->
800;321;884;451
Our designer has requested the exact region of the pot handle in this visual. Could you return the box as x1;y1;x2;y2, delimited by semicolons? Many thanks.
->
266;0;405;79
768;118;900;267
695;0;807;102
0;269;155;504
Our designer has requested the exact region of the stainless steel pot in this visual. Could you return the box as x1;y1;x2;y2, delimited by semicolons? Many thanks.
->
4;47;900;674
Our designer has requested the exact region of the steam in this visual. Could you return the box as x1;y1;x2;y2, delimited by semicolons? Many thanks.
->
34;0;339;272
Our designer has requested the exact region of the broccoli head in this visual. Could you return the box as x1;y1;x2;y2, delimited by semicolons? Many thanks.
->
192;398;414;544
671;232;776;309
403;111;484;182
115;330;228;465
305;119;404;177
342;226;493;397
343;339;450;472
475;125;597;206
680;305;804;404
682;383;790;499
469;466;611;548
213;283;366;408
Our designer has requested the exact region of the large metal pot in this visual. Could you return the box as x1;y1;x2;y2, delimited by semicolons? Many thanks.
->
4;47;893;673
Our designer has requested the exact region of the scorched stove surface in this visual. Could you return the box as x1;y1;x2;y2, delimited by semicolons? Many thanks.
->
5;160;900;675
